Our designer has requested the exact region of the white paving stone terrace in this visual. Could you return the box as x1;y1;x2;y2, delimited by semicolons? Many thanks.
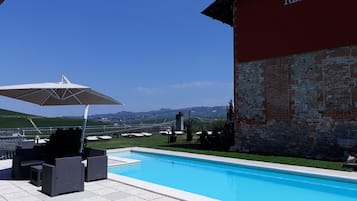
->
0;158;180;201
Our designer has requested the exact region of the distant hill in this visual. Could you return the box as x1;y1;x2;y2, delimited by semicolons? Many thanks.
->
0;108;104;129
0;108;36;117
0;106;227;129
90;106;227;125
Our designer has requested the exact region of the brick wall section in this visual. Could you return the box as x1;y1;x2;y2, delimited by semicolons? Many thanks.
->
264;59;290;121
233;45;357;160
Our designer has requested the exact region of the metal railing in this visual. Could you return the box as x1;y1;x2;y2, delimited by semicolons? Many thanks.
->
0;136;24;160
0;121;175;160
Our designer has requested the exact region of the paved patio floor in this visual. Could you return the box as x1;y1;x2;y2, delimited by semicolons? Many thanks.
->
0;159;180;201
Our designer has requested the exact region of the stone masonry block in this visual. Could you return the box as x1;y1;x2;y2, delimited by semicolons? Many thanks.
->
234;45;357;160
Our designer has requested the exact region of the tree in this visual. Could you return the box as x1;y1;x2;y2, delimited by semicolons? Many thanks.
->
198;100;235;150
186;111;193;141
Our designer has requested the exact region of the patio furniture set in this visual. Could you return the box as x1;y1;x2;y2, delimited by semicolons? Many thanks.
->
12;128;108;197
0;76;118;196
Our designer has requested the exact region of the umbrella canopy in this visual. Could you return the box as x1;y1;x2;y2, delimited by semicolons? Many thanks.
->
0;75;121;153
0;76;119;106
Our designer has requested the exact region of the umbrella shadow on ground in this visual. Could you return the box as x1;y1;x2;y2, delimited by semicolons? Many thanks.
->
0;168;12;180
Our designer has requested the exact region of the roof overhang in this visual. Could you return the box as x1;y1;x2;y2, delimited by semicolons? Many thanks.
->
201;0;233;26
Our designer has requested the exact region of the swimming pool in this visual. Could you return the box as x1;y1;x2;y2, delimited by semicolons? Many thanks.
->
109;150;357;201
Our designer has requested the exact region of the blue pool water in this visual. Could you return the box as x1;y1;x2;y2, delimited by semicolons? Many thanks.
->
109;151;357;201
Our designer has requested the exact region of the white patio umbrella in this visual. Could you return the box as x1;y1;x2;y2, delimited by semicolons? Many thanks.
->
0;75;121;152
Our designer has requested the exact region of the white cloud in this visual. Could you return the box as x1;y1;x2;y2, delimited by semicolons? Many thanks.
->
135;86;160;95
170;81;214;89
199;97;231;106
135;81;232;96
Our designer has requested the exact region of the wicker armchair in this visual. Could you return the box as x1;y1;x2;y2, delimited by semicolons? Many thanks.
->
83;148;108;182
12;144;44;179
41;156;84;196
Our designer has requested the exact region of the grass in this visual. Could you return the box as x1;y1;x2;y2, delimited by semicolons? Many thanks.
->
88;134;350;171
0;117;33;128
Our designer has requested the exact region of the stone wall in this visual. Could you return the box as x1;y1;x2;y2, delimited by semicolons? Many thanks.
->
232;45;357;161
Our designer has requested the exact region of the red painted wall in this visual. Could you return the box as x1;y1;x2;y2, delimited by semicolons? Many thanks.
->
234;0;357;62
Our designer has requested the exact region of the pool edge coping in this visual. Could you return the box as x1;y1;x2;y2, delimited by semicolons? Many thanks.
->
108;173;219;201
107;147;219;201
107;147;357;200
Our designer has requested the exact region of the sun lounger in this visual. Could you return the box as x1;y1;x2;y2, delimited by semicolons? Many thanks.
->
86;136;99;141
141;132;152;137
159;130;172;135
132;133;144;137
175;131;184;135
344;162;357;170
195;131;213;135
38;139;47;144
121;133;130;137
98;135;112;140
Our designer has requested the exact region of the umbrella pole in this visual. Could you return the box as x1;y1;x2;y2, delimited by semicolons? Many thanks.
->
79;104;89;153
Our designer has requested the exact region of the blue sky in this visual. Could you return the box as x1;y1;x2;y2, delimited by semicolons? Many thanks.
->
0;0;233;117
